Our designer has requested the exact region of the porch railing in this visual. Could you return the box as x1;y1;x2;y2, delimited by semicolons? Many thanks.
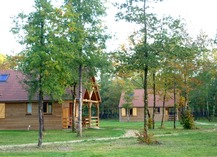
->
62;116;99;129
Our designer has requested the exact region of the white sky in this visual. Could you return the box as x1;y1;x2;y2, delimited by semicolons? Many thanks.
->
0;0;217;55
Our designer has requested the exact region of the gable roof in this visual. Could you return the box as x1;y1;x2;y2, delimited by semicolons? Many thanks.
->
119;89;175;108
0;70;101;103
0;70;28;102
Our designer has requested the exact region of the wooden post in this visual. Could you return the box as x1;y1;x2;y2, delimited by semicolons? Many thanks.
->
88;103;92;128
97;103;99;127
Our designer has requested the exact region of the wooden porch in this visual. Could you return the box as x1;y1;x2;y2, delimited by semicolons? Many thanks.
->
62;116;99;128
62;77;101;129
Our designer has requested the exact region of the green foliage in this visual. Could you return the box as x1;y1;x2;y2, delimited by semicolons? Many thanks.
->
63;0;109;70
122;81;134;109
100;77;123;118
148;117;153;129
0;54;9;70
180;109;196;129
11;0;73;102
135;131;159;145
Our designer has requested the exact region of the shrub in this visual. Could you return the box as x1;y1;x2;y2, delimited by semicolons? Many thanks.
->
148;118;153;129
180;109;195;129
135;130;159;145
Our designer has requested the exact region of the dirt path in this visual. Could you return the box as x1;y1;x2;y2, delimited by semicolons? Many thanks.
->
195;121;217;126
0;130;137;150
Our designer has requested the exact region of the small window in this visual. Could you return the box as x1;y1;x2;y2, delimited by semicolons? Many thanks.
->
0;74;9;82
130;108;133;115
129;108;137;116
43;102;52;114
27;103;32;114
156;107;160;113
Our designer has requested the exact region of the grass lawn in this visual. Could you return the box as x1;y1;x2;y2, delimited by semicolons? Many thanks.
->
0;120;217;157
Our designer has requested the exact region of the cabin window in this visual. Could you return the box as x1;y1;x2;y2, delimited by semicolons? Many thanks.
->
0;74;9;82
156;107;160;113
0;103;5;118
43;102;52;114
130;108;137;116
122;108;137;117
130;108;133;115
26;103;32;114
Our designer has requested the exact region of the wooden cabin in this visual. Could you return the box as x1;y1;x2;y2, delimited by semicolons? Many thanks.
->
119;89;178;122
0;70;101;130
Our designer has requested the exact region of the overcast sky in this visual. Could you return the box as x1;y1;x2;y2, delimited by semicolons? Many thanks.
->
0;0;217;55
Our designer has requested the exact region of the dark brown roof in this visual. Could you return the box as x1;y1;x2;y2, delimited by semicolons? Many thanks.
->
0;70;29;102
119;89;175;108
0;70;101;103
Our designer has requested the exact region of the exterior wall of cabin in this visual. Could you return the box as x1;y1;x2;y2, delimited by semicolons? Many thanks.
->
0;102;62;130
119;107;170;122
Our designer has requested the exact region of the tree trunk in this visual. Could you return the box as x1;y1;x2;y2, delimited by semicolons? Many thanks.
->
38;7;45;145
161;89;166;128
77;64;83;137
213;95;216;118
143;0;148;138
152;72;156;129
127;108;130;122
184;73;189;109
147;109;151;118
173;79;176;129
71;83;76;132
143;65;148;136
38;89;43;147
206;95;210;120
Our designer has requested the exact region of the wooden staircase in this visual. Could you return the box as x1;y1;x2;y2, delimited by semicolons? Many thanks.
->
168;115;178;121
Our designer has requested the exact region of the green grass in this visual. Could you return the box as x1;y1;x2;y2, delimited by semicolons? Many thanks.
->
0;120;217;157
0;126;125;145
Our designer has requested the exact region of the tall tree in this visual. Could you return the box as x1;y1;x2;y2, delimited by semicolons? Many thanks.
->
63;0;108;137
0;54;10;70
115;0;163;141
0;54;22;70
12;0;72;147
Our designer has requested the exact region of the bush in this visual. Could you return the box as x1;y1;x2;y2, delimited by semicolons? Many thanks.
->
148;118;153;129
135;130;159;145
180;109;195;129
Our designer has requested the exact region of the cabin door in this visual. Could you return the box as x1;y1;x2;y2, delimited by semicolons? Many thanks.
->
69;103;72;126
62;107;69;129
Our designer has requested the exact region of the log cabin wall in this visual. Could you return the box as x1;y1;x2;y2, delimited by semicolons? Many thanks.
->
119;107;144;122
0;102;62;130
119;107;168;122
